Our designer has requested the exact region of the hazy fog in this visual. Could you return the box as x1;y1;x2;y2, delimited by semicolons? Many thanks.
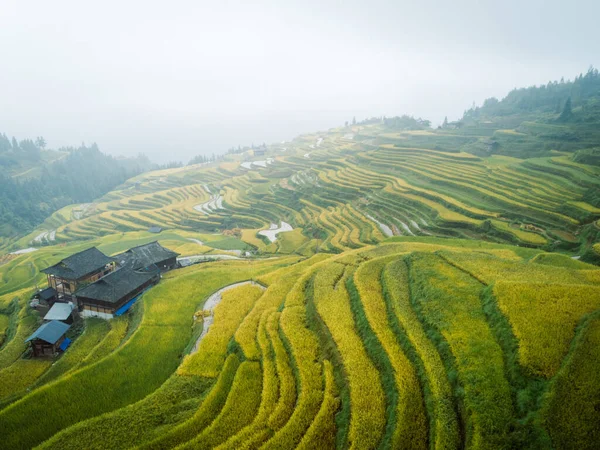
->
1;0;598;163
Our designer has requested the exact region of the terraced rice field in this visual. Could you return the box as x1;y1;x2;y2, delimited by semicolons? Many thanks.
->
0;238;598;449
0;122;599;448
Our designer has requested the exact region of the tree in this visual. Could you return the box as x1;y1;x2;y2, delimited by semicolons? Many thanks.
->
559;96;573;121
35;136;46;149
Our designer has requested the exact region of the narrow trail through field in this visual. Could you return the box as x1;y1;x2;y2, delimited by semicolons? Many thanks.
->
190;281;266;354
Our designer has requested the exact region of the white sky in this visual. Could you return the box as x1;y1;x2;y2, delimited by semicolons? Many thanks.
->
1;0;598;162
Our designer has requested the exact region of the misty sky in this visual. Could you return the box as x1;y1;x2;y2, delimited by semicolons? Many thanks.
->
1;0;598;163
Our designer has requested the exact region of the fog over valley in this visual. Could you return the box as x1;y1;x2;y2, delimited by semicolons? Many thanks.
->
1;0;598;162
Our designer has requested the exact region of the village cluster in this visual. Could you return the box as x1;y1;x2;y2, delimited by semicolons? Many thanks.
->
26;242;179;357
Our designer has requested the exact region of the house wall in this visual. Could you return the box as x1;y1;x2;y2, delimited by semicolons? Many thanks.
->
81;308;114;320
158;257;178;271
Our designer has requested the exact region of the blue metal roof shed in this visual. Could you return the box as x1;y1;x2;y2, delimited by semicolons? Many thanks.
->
25;320;70;345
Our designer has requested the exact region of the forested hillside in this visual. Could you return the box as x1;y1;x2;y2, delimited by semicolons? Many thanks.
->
460;67;600;157
0;137;153;239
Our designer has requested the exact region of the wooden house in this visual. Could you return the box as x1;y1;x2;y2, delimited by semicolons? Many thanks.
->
114;241;179;273
41;247;115;302
25;320;71;357
75;268;159;319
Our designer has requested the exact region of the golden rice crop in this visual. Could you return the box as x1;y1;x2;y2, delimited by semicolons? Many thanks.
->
383;258;460;450
179;283;264;377
141;354;240;450
354;257;428;448
539;314;600;450
440;250;600;286
236;255;329;360
266;311;297;431
296;360;340;450
179;361;262;449
408;253;514;449
0;359;52;400
217;310;279;448
263;269;324;449
313;261;386;448
494;281;600;377
490;220;547;245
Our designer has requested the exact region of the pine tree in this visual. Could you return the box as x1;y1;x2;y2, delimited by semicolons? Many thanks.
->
559;97;573;121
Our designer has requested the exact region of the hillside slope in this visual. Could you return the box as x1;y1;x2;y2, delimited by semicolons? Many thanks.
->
0;72;599;449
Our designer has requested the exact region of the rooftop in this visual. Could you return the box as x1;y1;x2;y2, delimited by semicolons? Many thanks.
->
41;247;114;280
25;320;70;344
43;302;74;321
38;287;57;301
114;241;179;271
75;267;156;304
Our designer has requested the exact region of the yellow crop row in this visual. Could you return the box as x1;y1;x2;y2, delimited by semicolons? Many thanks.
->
142;354;241;449
266;311;297;430
397;193;482;226
383;258;460;450
219;310;279;448
296;360;340;450
568;201;600;213
376;156;579;224
490;220;547;245
539;314;600;450
0;359;52;400
409;253;516;448
263;267;325;448
378;144;479;160
180;361;263;449
178;284;264;377
389;177;497;218
494;282;600;378
313;262;386;448
354;257;428;448
441;250;600;287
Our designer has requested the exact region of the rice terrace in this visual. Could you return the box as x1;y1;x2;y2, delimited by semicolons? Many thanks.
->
1;69;600;450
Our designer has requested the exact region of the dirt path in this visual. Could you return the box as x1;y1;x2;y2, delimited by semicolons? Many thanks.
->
190;281;266;354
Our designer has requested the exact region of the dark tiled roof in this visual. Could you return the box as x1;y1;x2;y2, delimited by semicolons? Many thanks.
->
41;247;113;280
25;320;70;344
75;267;156;304
38;287;57;301
148;226;162;233
115;241;179;271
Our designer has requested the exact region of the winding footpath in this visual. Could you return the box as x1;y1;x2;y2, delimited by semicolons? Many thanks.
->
190;281;266;354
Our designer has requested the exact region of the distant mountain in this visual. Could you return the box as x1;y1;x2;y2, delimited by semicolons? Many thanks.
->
0;136;154;239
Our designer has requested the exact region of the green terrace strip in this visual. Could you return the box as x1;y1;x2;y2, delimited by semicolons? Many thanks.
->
407;253;515;449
